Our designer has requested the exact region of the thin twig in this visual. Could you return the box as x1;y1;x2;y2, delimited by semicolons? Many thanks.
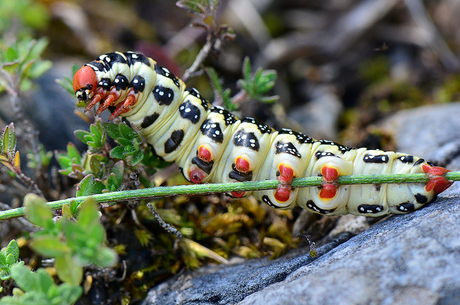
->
0;171;458;221
16;172;44;197
182;33;215;82
146;202;182;239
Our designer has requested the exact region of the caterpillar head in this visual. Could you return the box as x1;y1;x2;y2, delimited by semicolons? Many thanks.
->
73;65;98;104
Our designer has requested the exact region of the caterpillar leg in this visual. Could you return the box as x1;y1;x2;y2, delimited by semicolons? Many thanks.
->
85;87;107;112
108;89;139;120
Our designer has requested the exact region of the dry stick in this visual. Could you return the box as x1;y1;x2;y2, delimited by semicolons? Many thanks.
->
182;32;214;82
0;171;459;221
147;203;182;239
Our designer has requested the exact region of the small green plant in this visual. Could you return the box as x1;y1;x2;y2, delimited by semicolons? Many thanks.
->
0;37;51;95
104;122;144;166
0;123;21;175
0;263;82;305
237;56;279;104
24;194;117;286
0;195;116;302
0;123;42;196
0;240;22;292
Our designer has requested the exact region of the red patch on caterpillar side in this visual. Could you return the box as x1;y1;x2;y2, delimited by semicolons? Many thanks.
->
231;191;245;198
321;166;339;182
422;164;453;193
319;184;337;199
235;157;250;173
278;164;294;184
189;168;206;184
73;66;97;93
198;146;212;162
274;184;291;202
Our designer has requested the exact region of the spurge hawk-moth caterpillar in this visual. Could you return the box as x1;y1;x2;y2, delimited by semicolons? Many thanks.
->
73;51;453;217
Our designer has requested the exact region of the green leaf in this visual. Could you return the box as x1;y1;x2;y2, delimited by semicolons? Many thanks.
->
5;47;18;62
176;0;207;15
92;247;118;267
29;38;49;59
5;240;19;263
93;180;106;194
74;130;91;144
131;150;144;166
1;264;82;304
103;123;121;139
24;194;53;227
56;75;74;96
54;283;82;304
111;161;124;183
2;123;16;157
66;142;81;163
61;204;72;219
76;198;100;228
0;253;6;266
110;146;125;159
55;154;71;172
29;236;71;258
76;174;95;197
70;200;78;216
106;173;120;191
22;3;51;30
243;56;252;84
90;124;103;145
116;137;134;147
89;156;101;175
55;254;83;286
10;264;54;294
0;240;22;281
237;56;279;103
118;122;137;139
27;60;52;79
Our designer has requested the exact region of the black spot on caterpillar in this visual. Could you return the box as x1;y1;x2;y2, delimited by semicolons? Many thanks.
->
73;51;453;216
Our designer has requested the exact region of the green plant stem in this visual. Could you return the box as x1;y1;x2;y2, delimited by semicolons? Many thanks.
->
0;171;459;221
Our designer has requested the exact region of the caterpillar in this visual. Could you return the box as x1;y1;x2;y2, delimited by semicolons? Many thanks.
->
73;51;453;217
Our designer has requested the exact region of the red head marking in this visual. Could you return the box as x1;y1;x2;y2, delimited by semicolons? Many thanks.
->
73;66;97;96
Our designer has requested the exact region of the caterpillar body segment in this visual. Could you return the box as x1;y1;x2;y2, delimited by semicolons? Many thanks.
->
73;51;453;217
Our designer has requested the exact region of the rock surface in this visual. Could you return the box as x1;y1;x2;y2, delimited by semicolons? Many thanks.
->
380;102;460;170
142;103;460;305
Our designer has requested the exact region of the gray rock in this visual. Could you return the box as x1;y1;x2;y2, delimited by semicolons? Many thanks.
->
288;85;343;141
239;190;460;305
143;192;460;305
142;233;353;305
380;102;460;169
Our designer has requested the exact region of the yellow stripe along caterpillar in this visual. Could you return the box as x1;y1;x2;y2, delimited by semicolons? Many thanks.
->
73;51;452;217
